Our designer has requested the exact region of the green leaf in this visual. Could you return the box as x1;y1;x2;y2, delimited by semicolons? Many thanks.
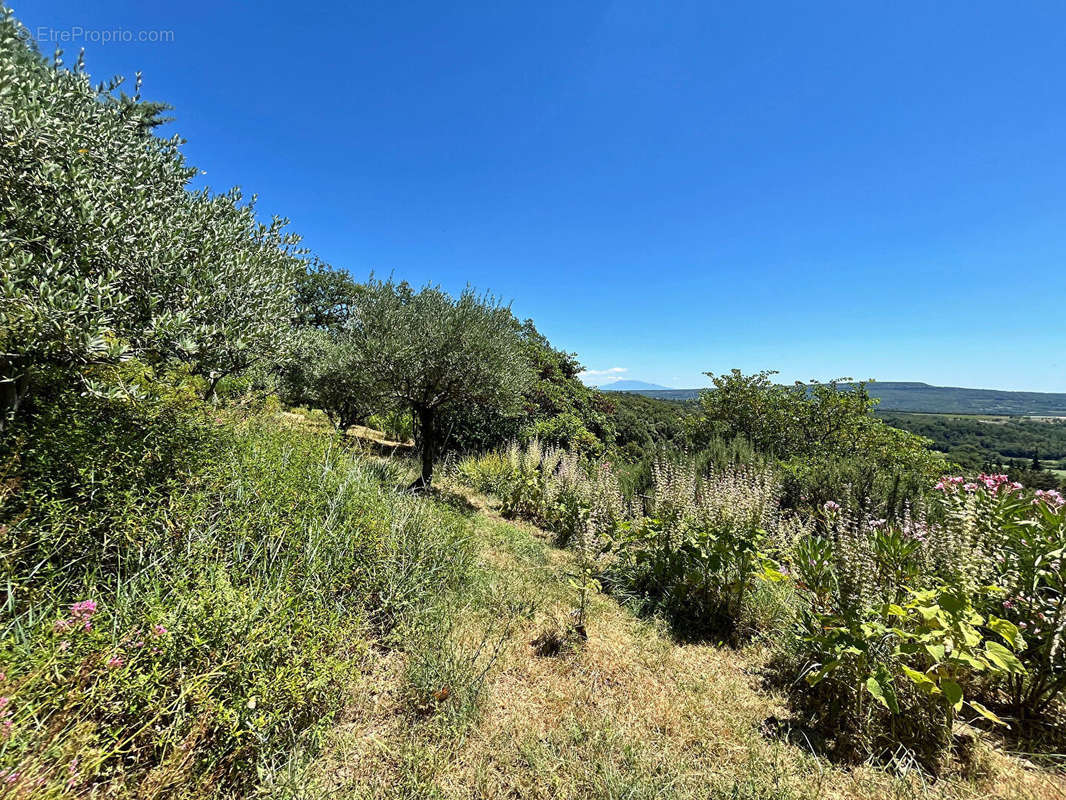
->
984;641;1025;674
805;660;840;686
866;677;899;713
986;616;1021;647
924;643;946;663
941;679;963;711
900;664;938;694
915;605;940;622
969;700;1010;727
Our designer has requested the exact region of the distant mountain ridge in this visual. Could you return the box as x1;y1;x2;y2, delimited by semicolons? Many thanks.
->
615;382;1066;416
597;380;671;391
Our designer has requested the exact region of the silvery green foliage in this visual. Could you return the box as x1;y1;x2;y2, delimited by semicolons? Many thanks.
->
0;8;303;411
346;277;534;486
284;327;382;432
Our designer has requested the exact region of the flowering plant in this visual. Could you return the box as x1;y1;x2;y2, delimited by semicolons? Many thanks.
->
933;475;1066;716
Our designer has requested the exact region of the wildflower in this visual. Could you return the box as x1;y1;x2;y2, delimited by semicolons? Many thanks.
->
823;500;841;512
106;656;124;669
963;483;978;492
1;720;11;740
1003;599;1014;609
151;624;168;637
0;697;8;710
70;600;97;620
53;618;73;634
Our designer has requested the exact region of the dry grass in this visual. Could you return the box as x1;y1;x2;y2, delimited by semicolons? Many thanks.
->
279;410;414;448
285;489;1066;800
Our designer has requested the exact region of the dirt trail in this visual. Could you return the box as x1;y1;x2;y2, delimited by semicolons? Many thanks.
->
301;488;1065;800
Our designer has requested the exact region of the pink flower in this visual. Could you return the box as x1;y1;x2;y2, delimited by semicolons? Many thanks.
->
963;483;978;492
53;618;73;634
823;501;841;512
1;720;12;741
1034;490;1064;508
70;600;97;620
151;624;168;637
106;656;124;670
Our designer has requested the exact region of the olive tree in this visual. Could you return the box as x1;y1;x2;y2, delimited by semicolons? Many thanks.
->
0;10;303;421
283;328;382;433
348;278;533;489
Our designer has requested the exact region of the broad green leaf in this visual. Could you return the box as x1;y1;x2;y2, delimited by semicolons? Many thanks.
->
941;679;963;711
866;677;899;713
986;616;1021;647
924;643;945;663
900;665;938;694
984;641;1024;673
915;605;939;622
805;660;840;686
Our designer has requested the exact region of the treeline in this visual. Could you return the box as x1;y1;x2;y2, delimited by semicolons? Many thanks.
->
881;412;1066;487
0;9;618;492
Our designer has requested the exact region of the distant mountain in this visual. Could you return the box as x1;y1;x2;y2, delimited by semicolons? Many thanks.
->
597;380;671;391
624;382;1066;416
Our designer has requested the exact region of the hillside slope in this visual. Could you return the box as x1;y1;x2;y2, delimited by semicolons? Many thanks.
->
292;483;1062;800
629;383;1066;416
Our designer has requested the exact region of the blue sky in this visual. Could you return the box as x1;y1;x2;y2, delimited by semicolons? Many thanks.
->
17;1;1066;390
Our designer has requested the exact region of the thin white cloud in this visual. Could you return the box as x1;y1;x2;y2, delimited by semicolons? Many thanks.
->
578;366;628;385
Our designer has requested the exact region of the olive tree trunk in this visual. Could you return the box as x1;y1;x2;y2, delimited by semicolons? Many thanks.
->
412;406;436;490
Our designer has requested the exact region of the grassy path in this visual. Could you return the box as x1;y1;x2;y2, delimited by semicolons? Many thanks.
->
293;488;1064;800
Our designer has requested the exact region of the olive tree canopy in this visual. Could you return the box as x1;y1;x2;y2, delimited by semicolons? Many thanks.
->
0;12;304;420
348;278;533;489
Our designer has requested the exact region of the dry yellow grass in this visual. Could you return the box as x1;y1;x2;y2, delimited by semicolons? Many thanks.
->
290;489;1066;800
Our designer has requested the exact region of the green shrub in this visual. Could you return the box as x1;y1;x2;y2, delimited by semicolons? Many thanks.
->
604;459;794;641
455;450;512;496
931;477;1066;718
0;397;473;794
367;408;414;442
492;440;623;547
778;485;1046;772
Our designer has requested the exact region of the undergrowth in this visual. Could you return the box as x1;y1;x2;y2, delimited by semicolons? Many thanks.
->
0;394;475;796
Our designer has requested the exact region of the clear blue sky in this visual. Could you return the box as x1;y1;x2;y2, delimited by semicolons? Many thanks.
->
16;1;1066;390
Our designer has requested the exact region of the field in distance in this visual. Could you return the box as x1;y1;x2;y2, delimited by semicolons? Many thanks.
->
628;381;1066;417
